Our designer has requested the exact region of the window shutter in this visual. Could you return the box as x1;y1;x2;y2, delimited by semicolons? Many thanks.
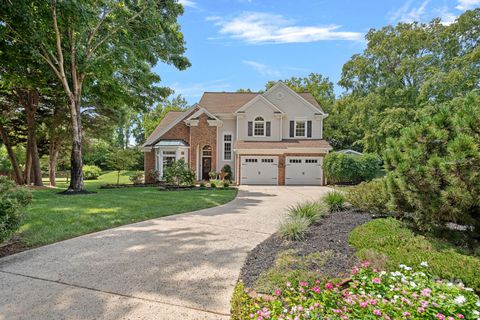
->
266;121;271;136
289;121;294;138
248;121;253;136
307;120;312;138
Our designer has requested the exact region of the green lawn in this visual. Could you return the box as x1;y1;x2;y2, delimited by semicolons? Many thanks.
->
19;171;237;247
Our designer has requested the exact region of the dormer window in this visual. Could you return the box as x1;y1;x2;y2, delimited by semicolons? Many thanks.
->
254;116;265;136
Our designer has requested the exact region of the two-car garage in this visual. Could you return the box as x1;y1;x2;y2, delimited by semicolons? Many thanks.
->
240;155;323;185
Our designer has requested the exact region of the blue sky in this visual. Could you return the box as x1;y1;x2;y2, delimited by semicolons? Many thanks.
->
154;0;479;103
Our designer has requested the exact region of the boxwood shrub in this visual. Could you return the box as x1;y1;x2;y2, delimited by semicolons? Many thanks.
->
83;165;102;180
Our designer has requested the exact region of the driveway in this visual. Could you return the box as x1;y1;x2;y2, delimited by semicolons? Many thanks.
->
0;186;331;320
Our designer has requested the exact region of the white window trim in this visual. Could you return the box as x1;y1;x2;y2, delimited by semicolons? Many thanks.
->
253;116;266;137
223;132;233;162
294;120;307;138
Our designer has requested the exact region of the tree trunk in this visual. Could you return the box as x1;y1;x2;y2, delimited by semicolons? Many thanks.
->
0;123;24;184
21;90;43;186
24;147;32;185
67;98;84;192
48;139;60;187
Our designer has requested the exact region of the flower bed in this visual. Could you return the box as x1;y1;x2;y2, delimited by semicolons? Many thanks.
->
232;262;480;320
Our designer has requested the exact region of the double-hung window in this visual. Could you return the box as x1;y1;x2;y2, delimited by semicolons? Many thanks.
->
254;117;265;136
295;121;306;137
223;134;232;161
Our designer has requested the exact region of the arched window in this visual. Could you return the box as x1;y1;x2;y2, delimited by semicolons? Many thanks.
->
202;145;212;157
254;116;265;136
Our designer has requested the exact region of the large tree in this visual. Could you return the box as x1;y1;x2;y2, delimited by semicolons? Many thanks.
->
336;9;479;153
0;0;190;192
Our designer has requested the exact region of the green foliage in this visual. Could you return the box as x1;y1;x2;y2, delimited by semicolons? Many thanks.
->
223;180;230;188
384;93;480;231
208;171;217;180
142;95;189;140
288;201;328;223
105;149;139;185
231;282;258;320
238;263;480;319
209;180;217;188
221;164;233;181
346;178;391;214
324;191;345;212
0;176;31;242
163;159;195;186
332;10;480;153
323;152;381;184
82;165;102;180
349;218;480;292
199;181;206;188
255;250;333;293
129;171;144;184
278;215;310;241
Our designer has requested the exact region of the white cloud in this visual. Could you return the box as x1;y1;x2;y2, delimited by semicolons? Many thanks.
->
435;6;458;25
178;0;197;8
209;12;363;44
389;0;432;23
170;79;232;98
242;61;283;77
455;0;480;10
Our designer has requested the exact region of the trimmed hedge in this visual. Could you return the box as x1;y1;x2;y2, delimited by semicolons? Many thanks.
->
346;178;391;215
0;177;31;242
323;152;381;184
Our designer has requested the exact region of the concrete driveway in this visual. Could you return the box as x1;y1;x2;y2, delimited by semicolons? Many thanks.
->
0;186;331;320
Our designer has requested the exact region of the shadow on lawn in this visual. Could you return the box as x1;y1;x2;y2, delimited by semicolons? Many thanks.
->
0;188;284;319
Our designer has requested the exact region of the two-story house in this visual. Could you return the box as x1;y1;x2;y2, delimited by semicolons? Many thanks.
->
143;82;332;185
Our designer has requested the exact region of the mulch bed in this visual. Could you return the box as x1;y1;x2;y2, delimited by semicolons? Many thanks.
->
0;238;31;258
239;209;372;289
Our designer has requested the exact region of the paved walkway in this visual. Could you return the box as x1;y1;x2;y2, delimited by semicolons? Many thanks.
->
0;186;331;320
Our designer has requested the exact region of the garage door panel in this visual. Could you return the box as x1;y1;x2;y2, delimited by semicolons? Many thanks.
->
285;157;323;185
241;156;278;185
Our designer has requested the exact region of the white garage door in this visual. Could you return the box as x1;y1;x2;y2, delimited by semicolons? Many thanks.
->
285;157;323;185
241;156;278;185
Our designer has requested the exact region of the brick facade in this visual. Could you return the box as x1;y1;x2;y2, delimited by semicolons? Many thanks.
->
144;150;156;183
236;152;327;186
189;114;217;179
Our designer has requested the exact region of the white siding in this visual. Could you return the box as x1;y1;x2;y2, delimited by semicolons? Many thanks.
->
217;118;236;176
236;99;282;141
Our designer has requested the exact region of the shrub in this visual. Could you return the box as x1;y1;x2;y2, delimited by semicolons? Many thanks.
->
129;171;144;184
236;263;480;320
223;180;230;188
199;181;206;188
208;171;217;180
349;218;480;292
324;191;345;211
148;169;160;183
346;178;390;214
163;159;195;186
105;149;138;185
0;177;31;243
278;215;310;241
323;152;381;184
83;165;102;180
221;164;233;180
210;180;217;188
288;201;328;223
384;93;480;232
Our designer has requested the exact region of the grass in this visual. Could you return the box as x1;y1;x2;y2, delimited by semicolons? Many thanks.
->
19;171;237;247
287;200;328;222
255;249;334;293
278;215;310;241
349;218;480;292
324;191;346;211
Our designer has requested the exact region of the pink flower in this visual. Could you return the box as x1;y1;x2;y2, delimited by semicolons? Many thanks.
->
312;286;321;293
286;282;291;287
404;312;411;317
274;289;281;296
373;309;382;316
436;314;445;320
352;266;359;275
421;288;431;297
299;281;308;287
417;307;425;313
372;278;381;284
333;309;342;313
325;282;334;290
457;315;465;319
361;261;370;268
360;301;368;308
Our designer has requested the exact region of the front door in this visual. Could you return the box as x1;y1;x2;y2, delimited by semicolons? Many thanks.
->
202;157;211;180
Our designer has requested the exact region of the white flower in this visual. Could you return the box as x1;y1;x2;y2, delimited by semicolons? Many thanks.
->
464;287;474;292
476;300;480;307
420;261;429;267
473;310;479;315
410;281;417;288
454;295;466;305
